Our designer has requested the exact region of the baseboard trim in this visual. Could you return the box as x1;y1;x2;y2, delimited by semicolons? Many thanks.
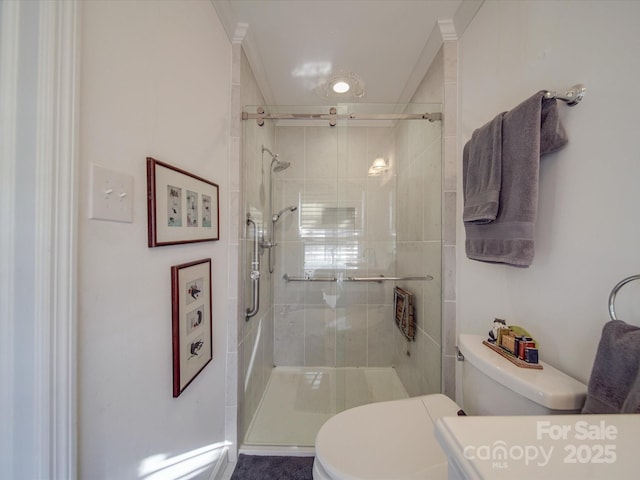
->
209;446;229;480
238;445;315;457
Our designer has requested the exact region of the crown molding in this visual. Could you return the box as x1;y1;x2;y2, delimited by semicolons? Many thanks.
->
210;0;236;42
397;0;483;104
236;25;275;105
233;22;248;44
397;18;446;104
212;0;275;105
438;19;458;42
453;0;484;40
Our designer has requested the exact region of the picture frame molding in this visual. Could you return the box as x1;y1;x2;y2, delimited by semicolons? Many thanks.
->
171;258;213;397
147;157;220;247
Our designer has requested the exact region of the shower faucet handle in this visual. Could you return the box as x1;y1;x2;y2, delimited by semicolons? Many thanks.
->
250;270;260;280
260;240;277;249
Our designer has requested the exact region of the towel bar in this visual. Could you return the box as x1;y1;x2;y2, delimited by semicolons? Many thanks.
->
608;274;640;321
544;84;586;106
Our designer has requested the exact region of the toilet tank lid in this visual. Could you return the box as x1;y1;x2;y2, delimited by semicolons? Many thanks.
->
458;334;587;411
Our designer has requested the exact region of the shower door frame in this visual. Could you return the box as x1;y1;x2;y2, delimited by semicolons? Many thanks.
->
239;103;444;448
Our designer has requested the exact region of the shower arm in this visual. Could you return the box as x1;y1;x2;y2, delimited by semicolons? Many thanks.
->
258;169;278;250
256;147;279;273
258;145;279;248
262;145;277;160
260;145;293;272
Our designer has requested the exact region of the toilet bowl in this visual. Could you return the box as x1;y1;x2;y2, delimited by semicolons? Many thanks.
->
313;334;587;479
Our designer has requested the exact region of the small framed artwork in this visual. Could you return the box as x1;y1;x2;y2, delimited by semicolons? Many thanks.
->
147;157;219;247
171;258;213;397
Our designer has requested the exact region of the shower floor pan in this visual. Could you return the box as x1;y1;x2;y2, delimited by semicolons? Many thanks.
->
244;366;408;448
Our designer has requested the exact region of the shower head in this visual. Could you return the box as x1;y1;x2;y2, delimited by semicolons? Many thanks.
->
271;158;291;172
272;205;297;223
261;145;291;172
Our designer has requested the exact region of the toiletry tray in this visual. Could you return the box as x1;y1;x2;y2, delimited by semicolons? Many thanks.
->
482;340;543;369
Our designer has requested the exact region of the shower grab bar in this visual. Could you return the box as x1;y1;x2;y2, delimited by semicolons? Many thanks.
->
283;274;433;283
245;215;260;320
349;275;433;283
283;274;337;282
608;274;640;321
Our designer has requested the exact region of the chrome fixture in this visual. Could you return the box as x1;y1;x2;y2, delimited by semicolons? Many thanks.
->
282;273;433;283
245;215;260;320
260;145;294;274
272;205;297;223
543;84;586;106
269;205;298;274
262;145;291;172
262;145;291;226
608;274;640;321
244;108;442;127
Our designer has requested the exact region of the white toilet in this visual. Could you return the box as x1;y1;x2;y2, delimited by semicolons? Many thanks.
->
313;334;588;480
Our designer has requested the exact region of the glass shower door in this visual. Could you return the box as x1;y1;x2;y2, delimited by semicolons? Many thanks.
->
241;103;442;448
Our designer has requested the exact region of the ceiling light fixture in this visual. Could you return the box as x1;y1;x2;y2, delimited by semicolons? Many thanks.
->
314;70;365;100
331;81;350;93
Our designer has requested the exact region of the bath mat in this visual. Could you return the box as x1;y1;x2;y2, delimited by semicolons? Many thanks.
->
230;454;314;480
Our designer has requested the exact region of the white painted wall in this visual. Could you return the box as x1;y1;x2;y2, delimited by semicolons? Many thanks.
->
458;0;640;386
79;1;231;478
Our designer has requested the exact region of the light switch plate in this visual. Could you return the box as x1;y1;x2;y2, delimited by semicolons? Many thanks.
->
89;164;134;223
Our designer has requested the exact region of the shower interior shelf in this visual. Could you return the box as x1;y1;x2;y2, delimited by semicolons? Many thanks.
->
283;274;433;283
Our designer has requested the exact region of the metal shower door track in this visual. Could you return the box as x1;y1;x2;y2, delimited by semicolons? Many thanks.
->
242;106;442;126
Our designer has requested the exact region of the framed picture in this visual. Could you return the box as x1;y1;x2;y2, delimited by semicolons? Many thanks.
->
147;157;219;247
171;258;213;397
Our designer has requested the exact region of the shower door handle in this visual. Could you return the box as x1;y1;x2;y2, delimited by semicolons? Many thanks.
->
246;215;260;320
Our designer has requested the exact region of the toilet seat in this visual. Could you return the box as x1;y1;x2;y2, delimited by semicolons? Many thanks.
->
313;394;460;480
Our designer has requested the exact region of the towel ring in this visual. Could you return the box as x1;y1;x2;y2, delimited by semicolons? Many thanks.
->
608;274;640;321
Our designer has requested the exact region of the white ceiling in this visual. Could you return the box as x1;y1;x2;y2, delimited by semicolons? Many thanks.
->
213;0;476;107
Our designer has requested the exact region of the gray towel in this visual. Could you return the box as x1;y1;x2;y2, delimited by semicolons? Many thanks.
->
463;112;504;223
464;92;568;267
582;320;640;414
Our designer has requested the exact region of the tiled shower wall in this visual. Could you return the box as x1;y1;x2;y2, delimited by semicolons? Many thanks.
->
271;124;400;368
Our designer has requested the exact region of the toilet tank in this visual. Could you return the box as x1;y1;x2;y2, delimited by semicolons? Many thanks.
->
458;334;587;416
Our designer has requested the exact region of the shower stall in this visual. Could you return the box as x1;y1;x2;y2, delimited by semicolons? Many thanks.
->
240;104;443;448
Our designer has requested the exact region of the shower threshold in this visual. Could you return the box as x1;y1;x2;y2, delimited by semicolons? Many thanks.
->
243;366;409;449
